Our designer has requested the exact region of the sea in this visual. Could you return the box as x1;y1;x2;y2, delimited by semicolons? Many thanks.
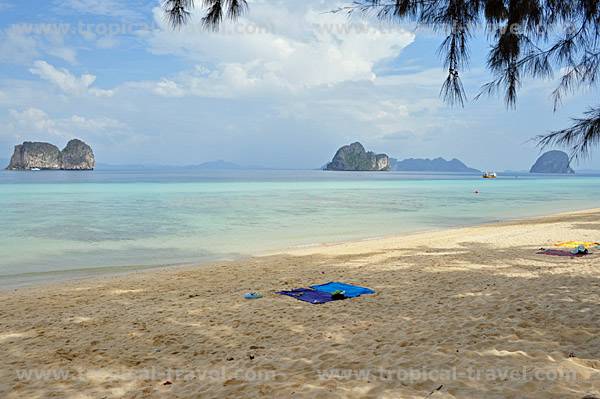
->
2;169;599;288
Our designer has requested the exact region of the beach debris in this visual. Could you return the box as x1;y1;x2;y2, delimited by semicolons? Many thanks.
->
582;395;600;399
163;380;172;386
331;290;347;300
425;384;444;397
226;357;234;361
570;245;589;255
244;292;263;300
568;351;577;358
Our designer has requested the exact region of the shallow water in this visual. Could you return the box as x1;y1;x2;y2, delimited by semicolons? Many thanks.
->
2;169;599;287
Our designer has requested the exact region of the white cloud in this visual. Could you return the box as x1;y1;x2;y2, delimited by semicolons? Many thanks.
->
0;26;40;64
151;79;186;97
78;30;122;50
46;47;78;65
51;0;148;50
56;0;144;19
0;24;78;65
8;107;128;140
30;60;114;97
0;1;12;11
133;64;272;98
9;108;62;136
144;1;415;97
96;36;120;49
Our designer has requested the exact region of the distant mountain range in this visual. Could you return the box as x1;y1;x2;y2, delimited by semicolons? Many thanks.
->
390;157;481;173
95;160;267;171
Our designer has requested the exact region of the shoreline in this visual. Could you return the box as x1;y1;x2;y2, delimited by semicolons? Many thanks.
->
3;206;600;293
2;208;600;398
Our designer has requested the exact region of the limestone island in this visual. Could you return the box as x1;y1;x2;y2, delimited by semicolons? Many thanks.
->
530;150;574;174
6;139;95;171
326;142;390;171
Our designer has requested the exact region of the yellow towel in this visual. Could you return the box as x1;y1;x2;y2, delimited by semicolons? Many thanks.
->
555;241;600;249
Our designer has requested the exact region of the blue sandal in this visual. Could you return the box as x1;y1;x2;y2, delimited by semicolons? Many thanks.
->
244;292;263;300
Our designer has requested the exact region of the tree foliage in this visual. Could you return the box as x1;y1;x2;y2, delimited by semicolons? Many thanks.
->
163;0;600;159
163;0;247;30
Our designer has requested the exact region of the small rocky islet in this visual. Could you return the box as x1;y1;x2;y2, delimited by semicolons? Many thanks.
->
529;150;574;174
6;139;95;170
326;142;390;171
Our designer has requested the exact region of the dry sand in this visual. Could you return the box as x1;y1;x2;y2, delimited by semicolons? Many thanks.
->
1;209;600;399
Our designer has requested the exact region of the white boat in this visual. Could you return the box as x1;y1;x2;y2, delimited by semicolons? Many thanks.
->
482;171;497;179
30;168;41;171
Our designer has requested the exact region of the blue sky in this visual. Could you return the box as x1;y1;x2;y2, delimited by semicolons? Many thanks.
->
0;0;598;170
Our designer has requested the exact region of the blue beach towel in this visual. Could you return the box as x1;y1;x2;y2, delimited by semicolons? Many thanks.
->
310;282;375;298
276;288;334;304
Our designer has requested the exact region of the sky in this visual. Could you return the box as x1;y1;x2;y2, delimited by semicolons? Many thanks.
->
0;0;598;171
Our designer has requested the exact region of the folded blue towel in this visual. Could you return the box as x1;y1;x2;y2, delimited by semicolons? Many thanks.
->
310;282;375;298
276;288;334;304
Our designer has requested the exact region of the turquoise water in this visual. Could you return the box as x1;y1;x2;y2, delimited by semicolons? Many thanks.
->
2;169;600;287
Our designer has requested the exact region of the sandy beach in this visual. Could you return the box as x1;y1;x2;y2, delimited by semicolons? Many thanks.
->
1;209;600;398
